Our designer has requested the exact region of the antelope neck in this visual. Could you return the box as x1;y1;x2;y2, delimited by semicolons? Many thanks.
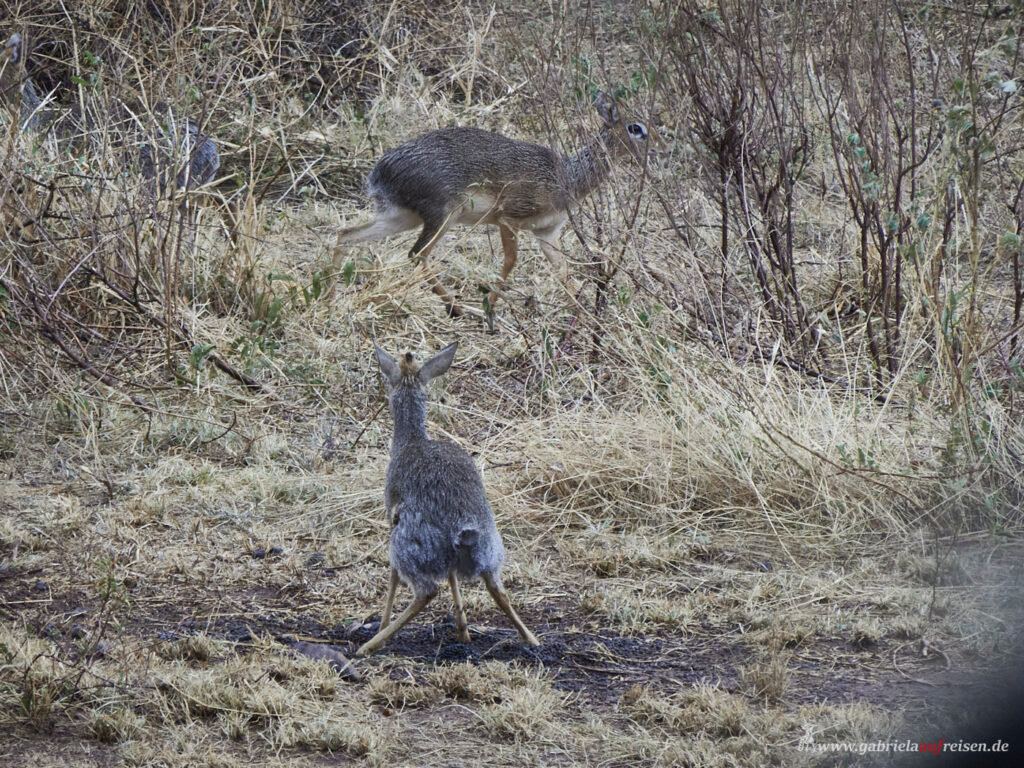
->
388;383;429;453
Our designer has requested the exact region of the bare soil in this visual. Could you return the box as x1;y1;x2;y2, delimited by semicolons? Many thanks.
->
4;524;1022;764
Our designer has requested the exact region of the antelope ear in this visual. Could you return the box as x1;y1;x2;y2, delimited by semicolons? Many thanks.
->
594;91;620;125
418;342;458;384
374;342;401;386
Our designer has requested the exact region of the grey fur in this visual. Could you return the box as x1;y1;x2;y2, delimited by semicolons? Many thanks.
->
1;32;219;190
332;92;655;316
139;110;221;192
357;341;539;655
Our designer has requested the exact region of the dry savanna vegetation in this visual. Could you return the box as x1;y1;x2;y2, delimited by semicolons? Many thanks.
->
1;0;1023;766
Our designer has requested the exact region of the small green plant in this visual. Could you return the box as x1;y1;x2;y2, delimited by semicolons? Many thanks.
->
836;443;877;470
231;322;281;372
72;50;102;87
54;392;100;435
341;260;356;286
189;343;215;372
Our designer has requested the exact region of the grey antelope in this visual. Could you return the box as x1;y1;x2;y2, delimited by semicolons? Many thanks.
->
357;341;539;656
332;93;655;316
0;32;219;191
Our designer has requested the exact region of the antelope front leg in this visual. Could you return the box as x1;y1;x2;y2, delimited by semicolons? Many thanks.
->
535;226;576;303
487;224;519;311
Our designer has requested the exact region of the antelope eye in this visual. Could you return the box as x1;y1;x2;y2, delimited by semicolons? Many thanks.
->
627;122;648;139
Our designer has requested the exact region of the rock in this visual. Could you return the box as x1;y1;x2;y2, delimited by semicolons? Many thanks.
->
305;552;326;567
290;641;361;682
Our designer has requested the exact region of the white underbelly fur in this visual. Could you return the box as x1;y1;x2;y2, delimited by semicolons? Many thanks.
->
454;193;566;235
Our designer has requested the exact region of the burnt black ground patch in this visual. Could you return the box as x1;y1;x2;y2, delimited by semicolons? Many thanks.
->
136;593;1024;724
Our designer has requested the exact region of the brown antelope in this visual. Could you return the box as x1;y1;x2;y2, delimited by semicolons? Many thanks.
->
333;93;654;316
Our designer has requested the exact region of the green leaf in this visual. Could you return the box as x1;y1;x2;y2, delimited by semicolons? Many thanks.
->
189;343;215;371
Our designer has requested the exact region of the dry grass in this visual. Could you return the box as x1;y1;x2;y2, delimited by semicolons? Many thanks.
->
1;0;1023;766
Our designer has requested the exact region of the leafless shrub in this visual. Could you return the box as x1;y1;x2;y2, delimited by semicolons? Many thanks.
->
663;2;818;357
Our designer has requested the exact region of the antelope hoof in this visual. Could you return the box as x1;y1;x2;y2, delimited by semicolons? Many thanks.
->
356;641;376;657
